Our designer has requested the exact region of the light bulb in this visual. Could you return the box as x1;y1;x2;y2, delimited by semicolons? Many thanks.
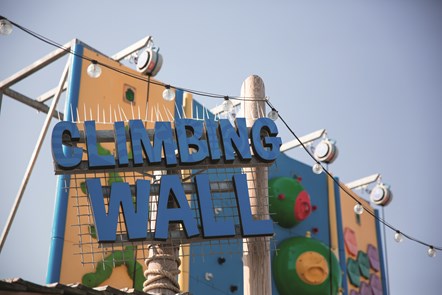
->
428;246;436;257
394;231;403;243
0;18;13;35
162;86;175;101
354;203;364;215
312;163;323;174
222;97;234;113
267;109;278;121
87;60;102;78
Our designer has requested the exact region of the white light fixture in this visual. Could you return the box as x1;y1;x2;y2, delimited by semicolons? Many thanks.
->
162;85;175;101
314;137;338;164
87;60;102;78
428;246;436;257
312;162;323;174
354;203;364;215
222;96;234;113
394;231;403;243
267;108;278;121
136;41;163;77
0;17;13;35
370;183;393;206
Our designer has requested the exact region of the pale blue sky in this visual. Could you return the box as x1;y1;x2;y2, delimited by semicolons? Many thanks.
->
1;1;441;294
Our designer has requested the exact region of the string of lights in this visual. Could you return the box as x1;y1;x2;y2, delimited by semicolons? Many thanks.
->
1;15;440;255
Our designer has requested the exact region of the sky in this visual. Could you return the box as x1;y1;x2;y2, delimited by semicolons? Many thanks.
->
1;0;442;294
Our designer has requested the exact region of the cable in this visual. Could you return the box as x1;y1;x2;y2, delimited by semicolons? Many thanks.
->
3;15;441;252
265;99;442;251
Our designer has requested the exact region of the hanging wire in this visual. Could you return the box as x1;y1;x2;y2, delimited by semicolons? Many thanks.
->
3;15;441;252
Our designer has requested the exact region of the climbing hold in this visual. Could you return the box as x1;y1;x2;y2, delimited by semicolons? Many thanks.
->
346;258;361;287
356;251;370;279
269;177;312;228
273;236;341;295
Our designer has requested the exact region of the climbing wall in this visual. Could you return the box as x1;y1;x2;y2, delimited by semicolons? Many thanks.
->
186;151;388;295
47;42;175;290
336;185;387;295
268;153;342;295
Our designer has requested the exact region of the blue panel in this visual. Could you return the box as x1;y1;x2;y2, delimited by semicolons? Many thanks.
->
174;89;184;118
375;210;389;295
46;174;70;283
268;152;331;294
188;100;243;294
47;42;83;283
334;178;349;293
192;99;216;121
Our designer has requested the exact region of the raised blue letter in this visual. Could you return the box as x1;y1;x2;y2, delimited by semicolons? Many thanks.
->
251;118;282;162
175;118;209;164
86;178;150;242
155;175;199;240
219;118;251;162
51;121;83;169
233;174;273;237
195;174;235;238
129;120;177;166
85;121;116;168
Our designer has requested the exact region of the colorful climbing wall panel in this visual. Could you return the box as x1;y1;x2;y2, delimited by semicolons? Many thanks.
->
336;182;387;294
47;42;176;290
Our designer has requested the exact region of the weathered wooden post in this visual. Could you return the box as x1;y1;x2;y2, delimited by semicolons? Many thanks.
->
241;75;272;295
143;92;194;295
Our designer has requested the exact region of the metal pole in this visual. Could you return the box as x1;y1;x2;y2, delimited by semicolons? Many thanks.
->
0;59;70;253
242;75;271;295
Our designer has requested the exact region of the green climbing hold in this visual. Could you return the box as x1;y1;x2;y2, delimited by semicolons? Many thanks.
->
108;172;123;186
273;236;341;295
357;251;370;279
80;182;87;194
125;88;135;102
268;177;312;228
346;257;361;287
88;224;97;239
82;246;144;291
97;143;112;156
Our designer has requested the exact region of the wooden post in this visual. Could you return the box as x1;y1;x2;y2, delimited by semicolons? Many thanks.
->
241;75;272;295
144;243;181;295
143;92;194;295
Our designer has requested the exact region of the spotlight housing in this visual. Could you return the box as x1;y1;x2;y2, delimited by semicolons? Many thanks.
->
314;138;338;164
136;45;163;77
370;183;392;206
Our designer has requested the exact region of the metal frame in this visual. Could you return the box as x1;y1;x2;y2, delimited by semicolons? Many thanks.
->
0;36;152;119
0;36;153;253
345;173;381;190
280;129;326;152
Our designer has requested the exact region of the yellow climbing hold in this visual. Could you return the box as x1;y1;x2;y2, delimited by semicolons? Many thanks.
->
296;251;329;285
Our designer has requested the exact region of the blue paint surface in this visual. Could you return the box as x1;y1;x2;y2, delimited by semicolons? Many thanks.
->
46;42;83;284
